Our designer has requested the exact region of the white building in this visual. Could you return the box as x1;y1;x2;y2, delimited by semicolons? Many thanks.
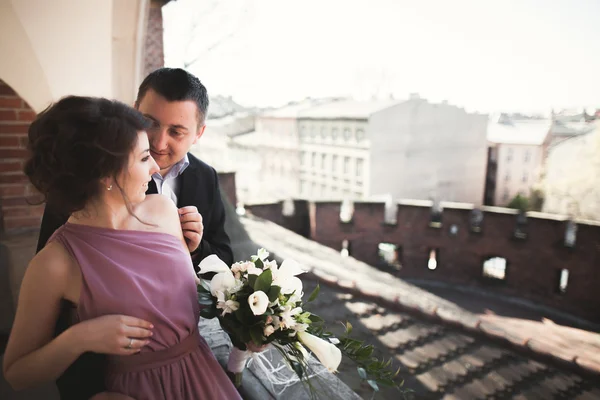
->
298;95;489;205
486;115;551;206
542;120;600;220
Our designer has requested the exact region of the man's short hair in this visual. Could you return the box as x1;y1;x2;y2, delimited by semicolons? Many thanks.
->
136;68;209;124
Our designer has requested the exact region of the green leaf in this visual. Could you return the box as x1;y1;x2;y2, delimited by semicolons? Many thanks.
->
308;314;324;324
291;361;304;379
357;367;367;380
254;258;264;269
367;380;379;392
307;284;320;302
199;307;217;319
250;326;263;345
254;269;273;292
345;322;353;335
267;285;281;302
247;274;258;288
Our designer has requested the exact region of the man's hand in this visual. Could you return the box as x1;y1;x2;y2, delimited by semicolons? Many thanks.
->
179;206;204;253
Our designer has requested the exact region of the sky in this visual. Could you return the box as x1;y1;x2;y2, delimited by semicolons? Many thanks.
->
162;0;600;115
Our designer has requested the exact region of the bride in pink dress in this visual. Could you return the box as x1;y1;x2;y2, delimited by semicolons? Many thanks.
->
2;96;241;400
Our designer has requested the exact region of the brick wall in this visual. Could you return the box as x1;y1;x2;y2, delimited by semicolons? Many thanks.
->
144;1;165;77
246;200;311;238
246;198;600;322
0;80;43;234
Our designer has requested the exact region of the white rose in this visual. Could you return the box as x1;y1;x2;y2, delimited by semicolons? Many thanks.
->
297;331;342;373
263;325;275;337
248;291;270;315
210;271;236;297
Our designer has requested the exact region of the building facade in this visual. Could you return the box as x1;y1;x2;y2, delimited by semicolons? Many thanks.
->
485;115;551;206
542;121;600;220
298;95;489;205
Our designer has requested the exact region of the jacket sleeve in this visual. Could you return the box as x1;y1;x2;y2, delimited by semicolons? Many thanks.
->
36;202;69;253
191;168;234;269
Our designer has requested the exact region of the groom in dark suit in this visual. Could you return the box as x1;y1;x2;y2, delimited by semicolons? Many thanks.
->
36;68;233;400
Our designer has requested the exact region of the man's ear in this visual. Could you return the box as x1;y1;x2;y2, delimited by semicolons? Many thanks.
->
193;125;206;145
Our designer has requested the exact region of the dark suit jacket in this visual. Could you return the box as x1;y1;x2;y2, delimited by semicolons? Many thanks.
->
36;153;233;400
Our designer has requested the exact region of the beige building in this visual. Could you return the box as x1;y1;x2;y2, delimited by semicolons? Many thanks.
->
298;95;489;205
542;120;600;220
485;115;551;206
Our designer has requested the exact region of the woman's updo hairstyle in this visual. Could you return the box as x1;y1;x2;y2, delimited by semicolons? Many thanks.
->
24;96;151;215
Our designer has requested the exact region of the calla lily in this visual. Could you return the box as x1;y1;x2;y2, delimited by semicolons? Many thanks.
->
257;248;270;261
278;259;306;278
248;291;270;315
198;254;231;275
297;331;342;373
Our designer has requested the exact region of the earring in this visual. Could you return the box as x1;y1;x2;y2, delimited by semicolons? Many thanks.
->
107;185;113;191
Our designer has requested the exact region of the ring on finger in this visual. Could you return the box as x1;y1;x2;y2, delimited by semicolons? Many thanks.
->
126;338;134;349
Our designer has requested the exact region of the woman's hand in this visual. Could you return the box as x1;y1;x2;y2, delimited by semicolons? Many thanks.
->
70;315;154;355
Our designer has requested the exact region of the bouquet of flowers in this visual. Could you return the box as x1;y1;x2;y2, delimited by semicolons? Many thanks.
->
197;249;405;398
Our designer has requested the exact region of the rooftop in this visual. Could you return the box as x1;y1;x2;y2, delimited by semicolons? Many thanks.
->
487;114;552;145
297;98;403;120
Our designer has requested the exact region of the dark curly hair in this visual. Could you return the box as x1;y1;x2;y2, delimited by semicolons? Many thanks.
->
24;96;152;216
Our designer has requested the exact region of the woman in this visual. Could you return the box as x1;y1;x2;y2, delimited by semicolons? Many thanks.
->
2;96;241;399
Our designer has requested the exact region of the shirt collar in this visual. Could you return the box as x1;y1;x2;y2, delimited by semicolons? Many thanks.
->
153;154;190;181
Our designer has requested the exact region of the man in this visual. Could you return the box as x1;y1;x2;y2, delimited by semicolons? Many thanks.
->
36;68;233;399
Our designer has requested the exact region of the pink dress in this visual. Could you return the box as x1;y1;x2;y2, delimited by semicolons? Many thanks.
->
51;223;241;400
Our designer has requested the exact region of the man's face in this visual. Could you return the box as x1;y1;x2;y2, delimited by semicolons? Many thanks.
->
136;89;205;175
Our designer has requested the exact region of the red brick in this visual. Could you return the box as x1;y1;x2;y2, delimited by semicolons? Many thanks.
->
2;195;43;207
2;205;44;218
0;160;22;173
0;136;21;147
0;97;22;108
0;148;29;158
20;100;32;109
0;110;17;121
0;184;26;197
17;110;36;121
0;123;29;134
0;173;27;184
3;215;42;231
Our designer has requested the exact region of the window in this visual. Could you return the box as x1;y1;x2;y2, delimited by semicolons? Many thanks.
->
427;249;438;270
503;190;509;201
505;172;510;182
321;184;326;197
356;129;365;142
332;155;338;173
356;158;364;178
331;127;338;139
320;126;327;139
558;269;569;293
564;220;577;247
344;157;351;174
310;153;316;168
507;148;513;162
341;239;351;257
310;126;316;139
343;128;352;141
377;243;402;270
522;172;528;183
524;149;531;163
300;180;307;195
482;257;506;280
340;199;354;222
321;154;326;169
